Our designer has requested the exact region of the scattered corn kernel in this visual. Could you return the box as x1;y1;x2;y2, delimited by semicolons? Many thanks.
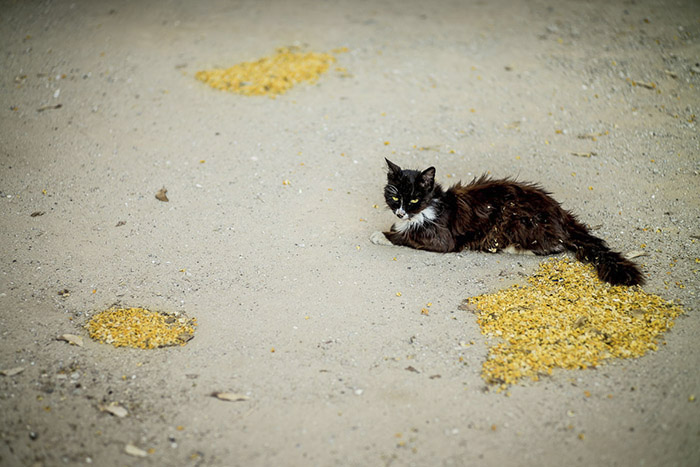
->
195;46;338;97
469;258;683;386
86;307;196;349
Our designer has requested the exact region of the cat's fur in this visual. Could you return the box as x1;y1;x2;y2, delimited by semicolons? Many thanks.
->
370;158;644;286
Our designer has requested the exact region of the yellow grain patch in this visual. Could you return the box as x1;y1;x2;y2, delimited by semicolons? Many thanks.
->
86;307;196;349
195;46;339;97
469;258;683;386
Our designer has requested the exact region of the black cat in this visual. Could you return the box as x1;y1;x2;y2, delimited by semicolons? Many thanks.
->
370;158;644;286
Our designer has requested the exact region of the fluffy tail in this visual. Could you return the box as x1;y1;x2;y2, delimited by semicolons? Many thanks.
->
565;226;644;286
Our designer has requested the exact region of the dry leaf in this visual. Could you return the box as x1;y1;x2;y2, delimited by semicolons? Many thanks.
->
634;80;656;89
57;334;84;347
155;187;169;202
574;316;589;328
625;250;649;260
0;367;25;376
405;366;420;373
36;104;62;112
457;300;478;312
125;443;148;457
577;134;598;140
100;403;128;418
177;332;194;343
211;391;249;402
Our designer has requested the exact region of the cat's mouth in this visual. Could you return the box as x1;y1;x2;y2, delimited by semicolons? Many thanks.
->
394;209;410;220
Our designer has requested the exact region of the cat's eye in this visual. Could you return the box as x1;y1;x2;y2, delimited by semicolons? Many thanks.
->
391;196;399;201
410;199;419;204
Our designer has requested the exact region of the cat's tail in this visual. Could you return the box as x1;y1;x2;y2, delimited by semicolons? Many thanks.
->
565;225;644;286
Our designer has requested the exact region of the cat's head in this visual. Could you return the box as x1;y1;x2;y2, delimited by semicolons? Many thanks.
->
383;158;436;220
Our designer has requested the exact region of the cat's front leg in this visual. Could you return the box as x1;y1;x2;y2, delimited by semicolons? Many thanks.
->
370;230;396;246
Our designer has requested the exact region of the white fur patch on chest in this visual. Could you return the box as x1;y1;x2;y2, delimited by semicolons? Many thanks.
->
393;205;437;233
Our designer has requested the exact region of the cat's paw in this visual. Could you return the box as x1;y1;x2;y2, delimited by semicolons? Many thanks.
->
370;231;394;246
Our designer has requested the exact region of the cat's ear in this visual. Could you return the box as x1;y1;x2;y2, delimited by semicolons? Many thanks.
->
385;158;402;177
420;167;436;190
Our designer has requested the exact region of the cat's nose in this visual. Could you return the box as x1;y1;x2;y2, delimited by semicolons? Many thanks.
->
395;208;407;219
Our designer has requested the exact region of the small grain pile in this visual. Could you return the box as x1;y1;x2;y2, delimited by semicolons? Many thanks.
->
195;46;342;96
468;258;683;386
86;307;196;349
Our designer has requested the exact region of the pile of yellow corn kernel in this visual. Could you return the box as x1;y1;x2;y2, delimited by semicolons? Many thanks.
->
195;46;342;96
469;258;683;386
86;307;196;349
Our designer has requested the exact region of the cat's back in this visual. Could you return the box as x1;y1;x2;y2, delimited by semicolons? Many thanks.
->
449;174;519;199
450;174;551;200
447;175;562;225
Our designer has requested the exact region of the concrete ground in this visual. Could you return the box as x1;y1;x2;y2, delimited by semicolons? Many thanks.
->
1;0;698;465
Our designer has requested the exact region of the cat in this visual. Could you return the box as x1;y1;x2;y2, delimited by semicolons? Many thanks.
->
370;158;644;286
